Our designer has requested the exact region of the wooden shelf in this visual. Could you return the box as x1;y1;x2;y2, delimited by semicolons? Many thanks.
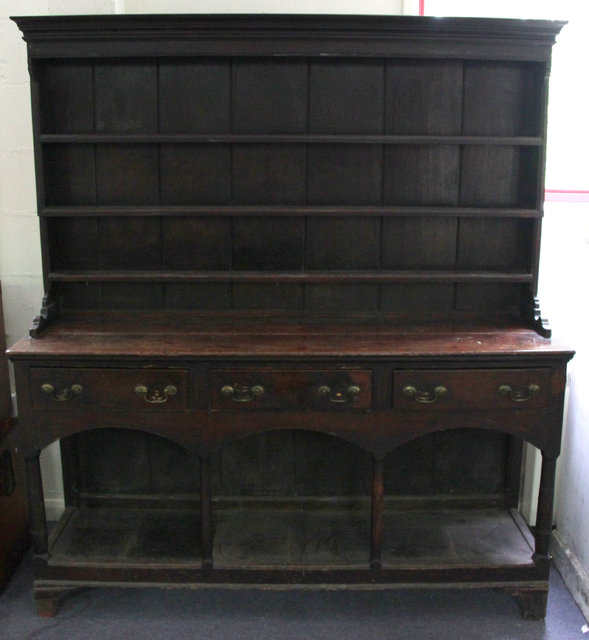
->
41;205;543;219
47;505;533;571
49;507;202;566
39;134;544;146
48;270;535;284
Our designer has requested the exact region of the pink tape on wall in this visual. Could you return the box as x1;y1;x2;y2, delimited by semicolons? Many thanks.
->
545;190;589;203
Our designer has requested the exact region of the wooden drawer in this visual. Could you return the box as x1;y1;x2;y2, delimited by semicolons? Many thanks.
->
210;369;372;411
30;368;189;411
393;368;552;411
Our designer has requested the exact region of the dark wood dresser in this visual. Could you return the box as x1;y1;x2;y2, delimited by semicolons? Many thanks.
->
8;14;573;618
0;283;30;590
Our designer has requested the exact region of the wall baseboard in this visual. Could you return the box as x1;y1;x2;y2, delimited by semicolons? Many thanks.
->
551;529;589;623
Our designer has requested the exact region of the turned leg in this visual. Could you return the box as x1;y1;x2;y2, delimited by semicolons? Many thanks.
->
200;456;213;569
534;452;557;563
26;453;81;617
25;452;48;556
370;457;384;570
506;451;557;620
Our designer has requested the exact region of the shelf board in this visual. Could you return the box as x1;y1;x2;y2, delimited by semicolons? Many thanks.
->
41;205;542;219
49;507;202;566
381;508;534;568
48;270;535;284
47;506;534;571
214;507;533;569
38;133;544;146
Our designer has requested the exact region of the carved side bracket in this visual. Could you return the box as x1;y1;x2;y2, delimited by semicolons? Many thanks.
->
527;297;551;338
29;292;60;338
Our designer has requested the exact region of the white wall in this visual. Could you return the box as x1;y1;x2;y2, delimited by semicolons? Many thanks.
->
124;0;405;12
539;12;589;620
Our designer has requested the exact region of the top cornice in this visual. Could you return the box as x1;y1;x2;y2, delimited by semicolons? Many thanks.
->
11;14;566;60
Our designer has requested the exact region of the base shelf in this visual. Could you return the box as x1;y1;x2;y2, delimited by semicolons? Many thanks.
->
49;507;202;566
47;505;534;572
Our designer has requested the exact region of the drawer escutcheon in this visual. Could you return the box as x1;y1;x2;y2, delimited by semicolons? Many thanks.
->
41;383;84;402
317;384;361;404
221;384;265;403
497;383;540;402
402;385;447;404
134;384;178;404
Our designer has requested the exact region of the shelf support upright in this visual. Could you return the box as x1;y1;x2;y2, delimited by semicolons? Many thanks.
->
534;451;557;565
370;456;384;570
26;451;48;557
200;456;213;569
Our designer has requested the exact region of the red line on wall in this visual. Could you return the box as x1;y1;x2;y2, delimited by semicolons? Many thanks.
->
419;0;425;16
545;189;589;203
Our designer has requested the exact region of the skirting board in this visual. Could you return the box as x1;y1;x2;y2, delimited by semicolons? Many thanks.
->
551;530;589;623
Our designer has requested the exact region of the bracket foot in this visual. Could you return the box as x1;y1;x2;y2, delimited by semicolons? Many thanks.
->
34;586;82;617
507;586;548;620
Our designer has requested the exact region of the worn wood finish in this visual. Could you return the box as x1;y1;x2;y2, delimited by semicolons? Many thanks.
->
210;368;372;411
9;14;572;619
40;505;533;570
7;315;572;359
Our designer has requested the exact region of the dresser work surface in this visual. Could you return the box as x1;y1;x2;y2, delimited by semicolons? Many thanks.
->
8;14;572;618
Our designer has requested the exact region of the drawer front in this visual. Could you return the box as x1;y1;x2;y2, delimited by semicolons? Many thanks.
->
393;368;552;411
210;369;372;411
30;368;189;411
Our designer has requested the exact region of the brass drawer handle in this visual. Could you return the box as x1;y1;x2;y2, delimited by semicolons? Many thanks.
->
41;383;83;402
135;384;178;404
402;385;447;404
317;384;361;404
221;384;265;402
498;383;540;402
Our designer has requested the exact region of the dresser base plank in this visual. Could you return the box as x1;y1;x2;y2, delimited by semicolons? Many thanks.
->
35;504;546;616
44;505;535;571
49;508;203;566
